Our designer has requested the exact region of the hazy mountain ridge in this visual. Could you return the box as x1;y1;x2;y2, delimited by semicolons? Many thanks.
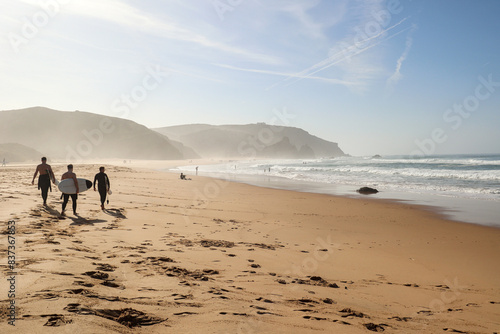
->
0;107;196;160
0;143;43;163
1;108;344;161
153;123;344;159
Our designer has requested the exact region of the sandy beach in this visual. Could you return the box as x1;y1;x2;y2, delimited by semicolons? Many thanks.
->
1;162;499;333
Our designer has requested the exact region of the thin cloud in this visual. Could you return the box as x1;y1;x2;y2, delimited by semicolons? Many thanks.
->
63;0;283;65
263;21;411;93
283;1;326;39
298;24;411;80
214;63;357;87
386;24;418;91
277;18;410;88
168;68;227;84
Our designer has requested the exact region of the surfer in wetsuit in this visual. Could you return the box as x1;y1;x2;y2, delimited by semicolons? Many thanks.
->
61;164;79;215
32;157;55;206
93;166;110;210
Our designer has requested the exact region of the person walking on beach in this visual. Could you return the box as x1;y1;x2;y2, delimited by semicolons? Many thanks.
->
32;157;55;206
61;164;79;216
93;166;110;210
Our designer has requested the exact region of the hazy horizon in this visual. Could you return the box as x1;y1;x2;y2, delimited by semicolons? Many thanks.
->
2;1;499;156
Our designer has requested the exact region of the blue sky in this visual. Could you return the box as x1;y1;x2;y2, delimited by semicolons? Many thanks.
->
1;0;499;156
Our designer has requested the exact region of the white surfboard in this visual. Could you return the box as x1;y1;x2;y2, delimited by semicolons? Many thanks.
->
58;178;93;194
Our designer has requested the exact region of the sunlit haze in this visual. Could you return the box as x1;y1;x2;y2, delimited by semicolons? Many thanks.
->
1;0;499;156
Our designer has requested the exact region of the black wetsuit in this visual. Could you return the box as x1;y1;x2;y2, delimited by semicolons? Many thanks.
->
62;193;77;213
38;172;52;204
93;172;110;205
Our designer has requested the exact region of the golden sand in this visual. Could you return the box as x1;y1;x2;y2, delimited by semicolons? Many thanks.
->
0;163;499;333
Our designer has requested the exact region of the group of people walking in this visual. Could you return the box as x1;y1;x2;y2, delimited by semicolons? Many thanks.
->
32;157;111;216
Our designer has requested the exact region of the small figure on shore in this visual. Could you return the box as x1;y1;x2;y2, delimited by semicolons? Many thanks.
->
32;157;55;206
180;173;191;180
2;158;5;166
61;164;79;215
195;166;198;175
93;166;110;210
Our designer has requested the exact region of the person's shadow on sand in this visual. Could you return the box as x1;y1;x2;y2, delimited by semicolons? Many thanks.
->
104;208;126;219
69;214;108;226
41;205;61;217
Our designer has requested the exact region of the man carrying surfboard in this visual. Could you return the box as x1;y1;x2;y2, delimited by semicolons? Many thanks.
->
32;157;56;206
61;164;79;216
93;166;110;210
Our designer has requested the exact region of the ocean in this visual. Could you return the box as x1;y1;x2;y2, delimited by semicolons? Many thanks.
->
172;154;500;227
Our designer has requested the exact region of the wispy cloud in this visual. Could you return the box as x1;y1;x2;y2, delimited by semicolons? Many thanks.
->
61;0;283;65
386;24;418;92
282;1;326;39
214;63;357;87
272;17;410;90
267;0;412;92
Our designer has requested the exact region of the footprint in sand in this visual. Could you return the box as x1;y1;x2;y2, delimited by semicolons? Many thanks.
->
42;314;73;327
364;323;388;331
64;304;164;328
101;280;124;289
73;280;94;287
84;271;109;280
442;329;467;333
255;297;274;303
339;308;366;318
93;263;117;272
173;311;197;316
389;316;412;322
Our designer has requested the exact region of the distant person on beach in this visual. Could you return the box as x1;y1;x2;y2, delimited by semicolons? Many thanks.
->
195;166;198;175
32;157;55;206
180;173;191;180
61;164;79;216
93;166;110;210
2;158;5;166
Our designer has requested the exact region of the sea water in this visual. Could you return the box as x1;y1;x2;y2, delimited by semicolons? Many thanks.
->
172;154;500;227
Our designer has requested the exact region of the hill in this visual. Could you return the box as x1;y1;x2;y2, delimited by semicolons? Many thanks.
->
153;123;344;159
0;143;44;163
0;107;198;161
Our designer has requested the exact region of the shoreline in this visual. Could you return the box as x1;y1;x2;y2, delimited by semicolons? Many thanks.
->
4;158;498;228
168;163;500;229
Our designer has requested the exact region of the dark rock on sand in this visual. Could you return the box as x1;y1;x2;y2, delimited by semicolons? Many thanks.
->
357;187;379;195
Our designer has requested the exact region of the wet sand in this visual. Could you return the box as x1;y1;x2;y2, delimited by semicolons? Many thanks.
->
0;163;499;333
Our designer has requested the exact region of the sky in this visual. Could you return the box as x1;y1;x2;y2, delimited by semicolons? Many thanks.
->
1;0;499;156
